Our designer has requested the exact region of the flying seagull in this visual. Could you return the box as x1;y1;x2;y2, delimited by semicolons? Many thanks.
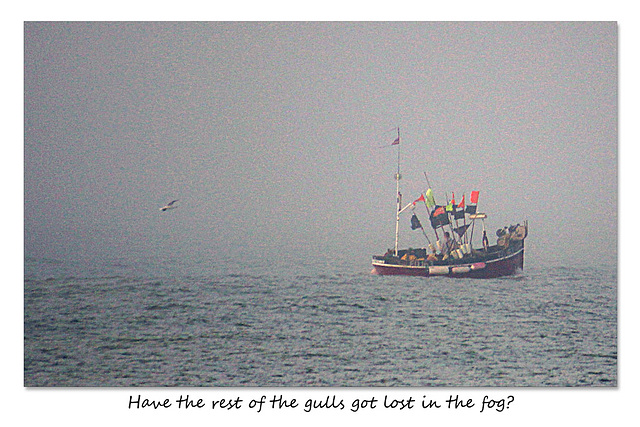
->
160;200;179;211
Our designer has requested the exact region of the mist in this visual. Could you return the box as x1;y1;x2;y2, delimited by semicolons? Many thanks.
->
24;22;617;268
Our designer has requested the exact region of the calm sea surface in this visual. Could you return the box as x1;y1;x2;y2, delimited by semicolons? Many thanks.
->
24;254;617;387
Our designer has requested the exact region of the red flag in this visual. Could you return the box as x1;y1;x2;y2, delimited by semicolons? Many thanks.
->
470;190;479;204
413;194;425;205
391;136;400;146
451;193;455;206
458;194;465;209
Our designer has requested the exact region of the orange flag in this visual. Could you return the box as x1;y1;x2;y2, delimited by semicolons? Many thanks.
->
458;194;465;209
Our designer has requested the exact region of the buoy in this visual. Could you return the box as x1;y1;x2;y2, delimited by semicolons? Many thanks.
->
452;266;471;274
428;266;450;275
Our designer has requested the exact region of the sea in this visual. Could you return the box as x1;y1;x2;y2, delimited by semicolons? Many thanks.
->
24;253;617;387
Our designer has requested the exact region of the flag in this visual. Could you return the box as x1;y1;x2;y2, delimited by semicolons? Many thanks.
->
454;224;470;237
453;194;466;220
429;214;439;229
425;188;436;209
438;210;450;227
410;214;422;230
430;206;449;229
458;194;465;209
413;194;425;205
466;191;479;214
433;206;445;217
391;136;400;145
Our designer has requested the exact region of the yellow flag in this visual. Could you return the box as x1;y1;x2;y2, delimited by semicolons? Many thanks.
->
425;188;436;209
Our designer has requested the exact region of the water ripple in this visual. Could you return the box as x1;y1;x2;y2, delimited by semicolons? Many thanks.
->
24;260;616;386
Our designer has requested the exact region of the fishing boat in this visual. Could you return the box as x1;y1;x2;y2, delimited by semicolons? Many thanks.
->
371;128;527;279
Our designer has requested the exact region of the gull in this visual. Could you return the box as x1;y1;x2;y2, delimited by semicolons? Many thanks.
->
160;200;179;211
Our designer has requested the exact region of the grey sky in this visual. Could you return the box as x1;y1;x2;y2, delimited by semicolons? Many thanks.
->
24;22;617;267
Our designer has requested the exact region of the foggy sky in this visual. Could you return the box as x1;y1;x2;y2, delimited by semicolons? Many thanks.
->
24;22;617;267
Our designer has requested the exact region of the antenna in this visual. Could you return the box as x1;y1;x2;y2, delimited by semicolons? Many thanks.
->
394;126;401;256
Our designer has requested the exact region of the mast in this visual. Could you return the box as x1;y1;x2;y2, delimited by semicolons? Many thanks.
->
394;127;401;256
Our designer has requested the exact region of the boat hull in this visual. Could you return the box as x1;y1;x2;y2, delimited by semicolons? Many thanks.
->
372;245;525;279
